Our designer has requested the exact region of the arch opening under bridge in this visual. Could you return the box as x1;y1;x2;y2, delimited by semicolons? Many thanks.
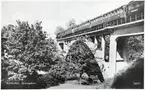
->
111;33;144;74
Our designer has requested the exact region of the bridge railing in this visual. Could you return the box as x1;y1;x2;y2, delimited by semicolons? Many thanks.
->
56;1;144;40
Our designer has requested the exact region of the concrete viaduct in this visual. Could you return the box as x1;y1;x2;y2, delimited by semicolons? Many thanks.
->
56;1;144;78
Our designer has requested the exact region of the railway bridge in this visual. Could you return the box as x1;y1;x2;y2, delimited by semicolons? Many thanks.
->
56;1;144;78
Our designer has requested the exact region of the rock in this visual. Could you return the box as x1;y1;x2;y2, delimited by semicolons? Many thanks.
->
81;73;89;80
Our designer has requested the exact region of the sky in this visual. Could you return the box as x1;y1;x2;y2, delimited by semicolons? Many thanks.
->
1;0;132;38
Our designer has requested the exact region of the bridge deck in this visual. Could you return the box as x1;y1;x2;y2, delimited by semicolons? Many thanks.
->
57;19;144;41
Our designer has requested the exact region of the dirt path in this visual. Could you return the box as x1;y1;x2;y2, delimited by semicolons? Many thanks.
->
49;80;101;89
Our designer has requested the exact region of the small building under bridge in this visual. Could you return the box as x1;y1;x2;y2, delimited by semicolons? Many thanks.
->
56;1;144;78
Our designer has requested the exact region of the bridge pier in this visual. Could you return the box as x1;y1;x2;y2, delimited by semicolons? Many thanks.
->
108;35;118;78
57;41;64;51
101;36;105;60
58;40;76;56
94;35;105;60
94;36;98;47
64;41;69;54
57;41;68;56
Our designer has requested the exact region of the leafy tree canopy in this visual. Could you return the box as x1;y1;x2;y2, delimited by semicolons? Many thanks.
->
55;26;65;35
66;19;76;29
1;20;58;71
65;40;104;82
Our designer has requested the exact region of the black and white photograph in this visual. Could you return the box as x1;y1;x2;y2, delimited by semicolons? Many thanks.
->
1;0;144;89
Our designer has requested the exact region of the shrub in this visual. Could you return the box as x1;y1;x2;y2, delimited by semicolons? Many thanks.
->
65;40;104;82
38;72;65;88
1;21;58;72
125;35;144;62
1;21;64;89
111;58;144;89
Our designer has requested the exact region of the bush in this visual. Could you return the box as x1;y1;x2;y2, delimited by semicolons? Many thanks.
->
38;72;65;88
65;40;104;82
125;35;144;62
2;69;42;89
111;58;144;89
1;21;58;72
1;21;64;89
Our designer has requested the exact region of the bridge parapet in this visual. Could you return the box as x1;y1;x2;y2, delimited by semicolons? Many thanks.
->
57;1;144;41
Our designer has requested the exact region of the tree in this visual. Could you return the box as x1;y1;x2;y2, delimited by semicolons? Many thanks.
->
65;40;104;82
1;20;58;71
55;26;65;35
66;19;76;28
125;35;144;62
1;24;15;56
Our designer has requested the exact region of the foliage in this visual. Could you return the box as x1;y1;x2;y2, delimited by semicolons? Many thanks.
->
55;26;65;35
125;35;144;62
1;20;58;71
111;58;144;89
38;71;65;88
34;51;67;88
66;19;76;28
1;20;63;89
65;40;104;82
66;40;94;63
